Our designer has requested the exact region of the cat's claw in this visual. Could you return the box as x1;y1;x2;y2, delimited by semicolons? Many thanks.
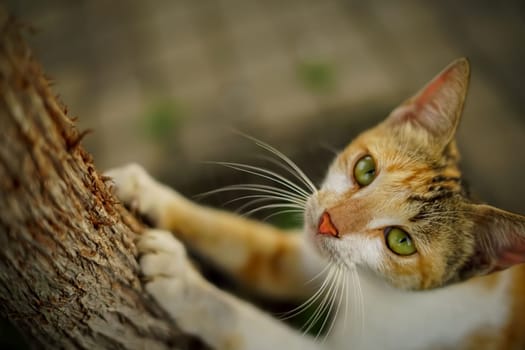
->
105;163;167;224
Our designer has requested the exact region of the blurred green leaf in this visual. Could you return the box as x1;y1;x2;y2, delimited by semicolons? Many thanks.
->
297;60;337;94
267;211;302;230
141;99;187;141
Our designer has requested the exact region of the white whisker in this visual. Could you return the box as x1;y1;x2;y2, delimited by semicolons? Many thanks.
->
343;269;349;329
314;267;343;338
303;267;339;336
237;133;318;194
278;264;335;320
235;197;284;215
198;183;308;203
322;266;346;341
315;287;337;340
351;266;365;341
261;210;303;222
242;203;304;217
198;135;315;228
223;194;306;209
299;268;335;334
305;264;332;285
209;161;311;199
257;154;317;197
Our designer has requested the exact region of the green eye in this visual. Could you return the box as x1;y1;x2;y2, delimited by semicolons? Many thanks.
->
354;155;376;186
386;227;417;256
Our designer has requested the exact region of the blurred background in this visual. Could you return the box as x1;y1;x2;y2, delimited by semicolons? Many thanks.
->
3;0;525;347
6;0;525;211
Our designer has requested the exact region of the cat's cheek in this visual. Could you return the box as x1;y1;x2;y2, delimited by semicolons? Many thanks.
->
344;236;385;269
310;233;384;270
379;255;424;290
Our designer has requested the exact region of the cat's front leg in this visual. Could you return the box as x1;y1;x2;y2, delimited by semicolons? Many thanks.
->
138;229;319;350
106;163;323;301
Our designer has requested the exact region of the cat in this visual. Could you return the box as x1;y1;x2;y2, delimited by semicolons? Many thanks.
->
107;58;525;350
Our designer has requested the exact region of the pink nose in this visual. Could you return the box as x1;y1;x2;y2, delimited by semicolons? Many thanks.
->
318;211;339;237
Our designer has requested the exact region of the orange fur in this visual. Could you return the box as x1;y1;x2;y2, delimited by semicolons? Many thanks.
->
459;266;525;349
501;265;525;349
109;58;525;350
310;58;525;347
238;235;298;289
159;200;312;300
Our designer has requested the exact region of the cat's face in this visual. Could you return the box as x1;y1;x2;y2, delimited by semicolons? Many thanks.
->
306;124;473;290
305;58;525;290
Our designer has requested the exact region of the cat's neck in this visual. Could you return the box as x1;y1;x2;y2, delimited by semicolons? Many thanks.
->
327;267;511;350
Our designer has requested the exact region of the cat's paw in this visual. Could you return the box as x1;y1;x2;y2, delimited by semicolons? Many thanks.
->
138;228;193;281
105;163;169;224
137;230;245;349
137;229;201;321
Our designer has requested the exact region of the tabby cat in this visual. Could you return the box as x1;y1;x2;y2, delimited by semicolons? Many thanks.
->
107;58;525;350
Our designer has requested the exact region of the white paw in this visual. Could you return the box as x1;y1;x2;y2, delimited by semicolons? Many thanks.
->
105;163;152;202
105;163;165;224
138;231;242;350
138;229;191;280
137;229;200;321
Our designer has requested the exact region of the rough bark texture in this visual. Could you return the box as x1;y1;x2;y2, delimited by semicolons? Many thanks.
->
0;9;208;350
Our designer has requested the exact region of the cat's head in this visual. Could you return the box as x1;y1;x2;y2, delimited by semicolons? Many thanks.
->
305;58;525;290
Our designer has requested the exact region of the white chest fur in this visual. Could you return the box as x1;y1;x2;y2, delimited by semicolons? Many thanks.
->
327;269;511;350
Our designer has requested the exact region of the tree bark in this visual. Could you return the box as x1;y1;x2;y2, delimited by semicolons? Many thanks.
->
0;9;208;350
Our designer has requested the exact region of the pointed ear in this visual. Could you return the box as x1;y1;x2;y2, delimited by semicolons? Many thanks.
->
385;58;470;146
459;204;525;280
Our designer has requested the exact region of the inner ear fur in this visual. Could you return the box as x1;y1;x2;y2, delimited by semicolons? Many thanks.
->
459;204;525;280
385;58;470;148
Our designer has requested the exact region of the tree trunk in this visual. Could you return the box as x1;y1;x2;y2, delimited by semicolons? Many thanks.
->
0;9;208;350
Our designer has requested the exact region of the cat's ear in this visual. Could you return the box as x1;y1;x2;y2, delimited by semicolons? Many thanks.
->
385;58;470;146
459;204;525;280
